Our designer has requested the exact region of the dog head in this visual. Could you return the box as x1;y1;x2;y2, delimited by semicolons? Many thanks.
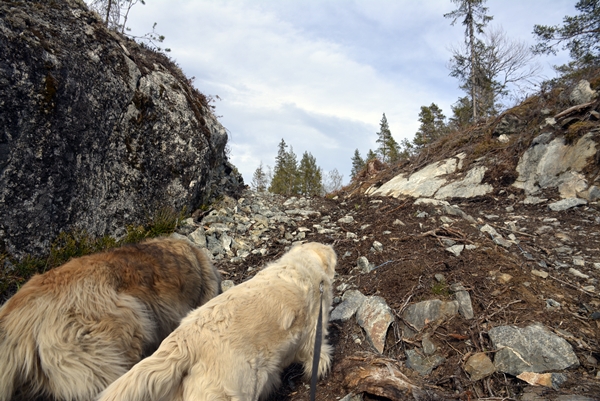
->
289;242;337;280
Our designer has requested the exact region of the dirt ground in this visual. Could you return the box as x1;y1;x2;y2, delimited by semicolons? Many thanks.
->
218;189;600;400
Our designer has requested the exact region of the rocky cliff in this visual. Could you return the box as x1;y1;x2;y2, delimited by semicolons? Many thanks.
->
0;0;243;258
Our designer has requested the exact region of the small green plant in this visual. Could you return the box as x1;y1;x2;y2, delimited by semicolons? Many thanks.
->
431;280;450;297
0;206;188;301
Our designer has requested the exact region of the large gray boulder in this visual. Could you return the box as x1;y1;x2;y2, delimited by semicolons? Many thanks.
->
0;0;243;257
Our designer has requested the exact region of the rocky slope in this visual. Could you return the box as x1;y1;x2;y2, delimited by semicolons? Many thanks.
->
181;189;600;400
0;0;243;259
173;81;600;400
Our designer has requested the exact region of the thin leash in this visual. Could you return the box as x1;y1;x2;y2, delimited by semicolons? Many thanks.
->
309;282;324;401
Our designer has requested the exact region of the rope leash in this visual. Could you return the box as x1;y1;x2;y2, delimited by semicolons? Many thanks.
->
309;283;324;401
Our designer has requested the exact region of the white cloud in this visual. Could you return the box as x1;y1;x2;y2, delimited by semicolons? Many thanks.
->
126;0;576;184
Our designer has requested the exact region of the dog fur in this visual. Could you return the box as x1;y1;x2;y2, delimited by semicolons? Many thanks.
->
0;237;221;401
96;241;337;401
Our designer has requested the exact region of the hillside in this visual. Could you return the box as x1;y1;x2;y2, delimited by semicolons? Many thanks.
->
194;77;600;400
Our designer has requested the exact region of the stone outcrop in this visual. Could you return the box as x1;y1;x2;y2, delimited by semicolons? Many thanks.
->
0;0;243;257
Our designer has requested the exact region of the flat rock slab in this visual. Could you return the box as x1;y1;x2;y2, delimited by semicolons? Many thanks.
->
331;290;367;322
489;323;579;376
402;299;459;337
549;198;588;211
405;348;445;376
356;296;394;353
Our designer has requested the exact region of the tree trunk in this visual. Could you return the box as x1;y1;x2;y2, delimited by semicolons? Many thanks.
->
468;2;477;121
105;0;112;26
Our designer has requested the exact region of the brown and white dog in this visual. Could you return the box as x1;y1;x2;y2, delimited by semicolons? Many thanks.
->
0;237;221;401
96;241;337;401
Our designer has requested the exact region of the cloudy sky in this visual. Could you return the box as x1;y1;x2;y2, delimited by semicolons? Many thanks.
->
123;0;575;186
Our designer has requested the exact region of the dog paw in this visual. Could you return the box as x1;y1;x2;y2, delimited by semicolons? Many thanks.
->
317;343;332;378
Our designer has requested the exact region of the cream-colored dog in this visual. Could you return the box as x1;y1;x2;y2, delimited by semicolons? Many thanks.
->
0;237;221;401
97;241;337;401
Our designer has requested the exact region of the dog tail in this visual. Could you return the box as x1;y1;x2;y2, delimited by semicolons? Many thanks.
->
97;331;192;401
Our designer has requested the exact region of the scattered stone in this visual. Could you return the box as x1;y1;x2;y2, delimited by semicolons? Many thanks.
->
549;198;588;211
546;299;561;309
434;274;446;282
356;296;394;353
489;323;579;376
523;196;547;205
497;273;513;284
464;353;496;381
453;288;474;319
569;268;590;279
357;256;375;273
402;299;459;337
221;280;234;292
338;215;355;224
405;349;445;376
372;241;383;252
569;80;597;105
331;290;367;322
446;244;465;257
393;219;405;226
573;257;585;266
440;216;455;224
517;372;568;390
531;269;549;279
421;334;437;355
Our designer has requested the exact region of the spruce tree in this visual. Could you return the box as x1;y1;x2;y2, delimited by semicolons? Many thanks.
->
298;151;323;196
375;113;400;163
375;113;392;163
366;149;378;162
269;139;299;195
351;149;365;179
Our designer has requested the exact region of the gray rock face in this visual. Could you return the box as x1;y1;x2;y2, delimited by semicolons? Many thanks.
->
331;290;366;322
405;349;445;376
570;80;597;105
0;0;243;257
489;323;579;376
513;133;596;196
548;198;588;211
402;299;459;337
356;296;394;353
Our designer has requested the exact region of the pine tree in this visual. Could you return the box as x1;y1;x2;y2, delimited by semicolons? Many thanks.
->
375;113;400;164
251;161;268;192
366;149;378;162
350;149;365;179
375;113;393;163
298;152;323;196
413;103;448;148
269;139;299;195
386;134;401;164
533;0;600;67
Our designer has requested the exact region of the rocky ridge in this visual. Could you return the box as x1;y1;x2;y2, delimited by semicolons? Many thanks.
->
0;0;243;259
174;188;600;400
